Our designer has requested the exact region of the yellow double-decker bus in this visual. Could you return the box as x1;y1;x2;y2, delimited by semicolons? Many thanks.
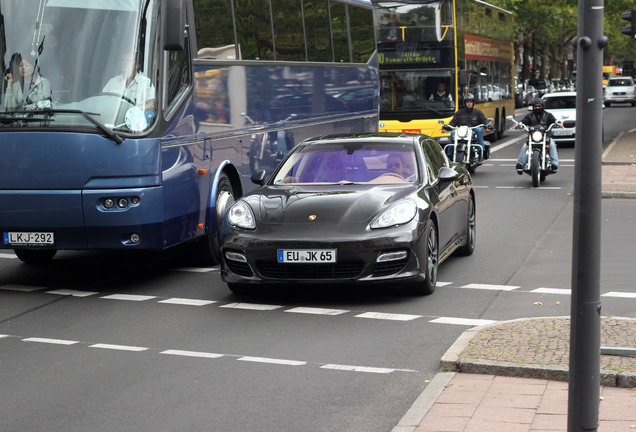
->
373;0;514;144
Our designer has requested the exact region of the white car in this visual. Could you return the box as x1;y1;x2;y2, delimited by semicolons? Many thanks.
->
538;92;576;143
604;77;636;107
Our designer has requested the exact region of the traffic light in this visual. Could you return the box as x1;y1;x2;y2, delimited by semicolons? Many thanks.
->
621;9;636;39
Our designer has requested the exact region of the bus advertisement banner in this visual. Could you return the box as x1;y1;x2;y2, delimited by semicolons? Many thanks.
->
464;34;513;63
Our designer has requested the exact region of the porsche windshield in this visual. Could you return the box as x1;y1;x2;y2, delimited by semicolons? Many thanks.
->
0;0;158;133
273;143;419;185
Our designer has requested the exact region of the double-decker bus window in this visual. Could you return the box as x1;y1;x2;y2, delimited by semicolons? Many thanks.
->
349;5;375;63
304;0;333;62
330;2;350;63
272;0;305;61
193;0;236;59
235;0;274;60
374;0;513;141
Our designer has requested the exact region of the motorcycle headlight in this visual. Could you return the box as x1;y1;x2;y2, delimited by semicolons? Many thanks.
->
370;199;417;229
227;201;256;229
531;131;544;142
457;125;469;138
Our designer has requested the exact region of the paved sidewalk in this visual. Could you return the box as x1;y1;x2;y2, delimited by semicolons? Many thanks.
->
391;131;636;431
602;129;636;199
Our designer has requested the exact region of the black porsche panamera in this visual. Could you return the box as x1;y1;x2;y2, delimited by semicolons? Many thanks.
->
219;132;475;295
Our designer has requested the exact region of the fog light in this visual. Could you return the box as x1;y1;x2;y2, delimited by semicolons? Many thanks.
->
104;198;115;209
377;251;408;262
117;198;129;208
131;196;140;205
130;233;141;244
225;251;247;263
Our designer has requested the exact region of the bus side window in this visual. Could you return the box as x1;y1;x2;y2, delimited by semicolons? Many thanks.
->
166;31;192;113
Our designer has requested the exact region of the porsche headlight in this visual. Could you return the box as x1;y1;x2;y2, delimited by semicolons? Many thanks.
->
457;125;469;139
370;199;417;229
227;201;256;229
531;130;544;142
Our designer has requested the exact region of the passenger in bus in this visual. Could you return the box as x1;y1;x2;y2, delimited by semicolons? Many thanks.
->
2;52;52;110
103;52;156;113
429;82;453;103
382;14;402;42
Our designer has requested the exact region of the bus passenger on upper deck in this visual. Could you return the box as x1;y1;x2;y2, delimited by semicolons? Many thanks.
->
382;14;402;42
103;52;155;113
2;52;52;110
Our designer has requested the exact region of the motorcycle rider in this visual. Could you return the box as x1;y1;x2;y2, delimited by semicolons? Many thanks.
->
442;93;489;160
514;98;560;174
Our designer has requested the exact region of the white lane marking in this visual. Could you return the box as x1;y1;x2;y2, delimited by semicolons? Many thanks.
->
158;298;217;306
220;303;282;311
321;364;394;374
437;281;453;287
459;283;520;291
23;337;78;345
355;312;422;321
47;289;98;297
430;317;498;326
172;267;218;273
531;288;571;295
89;343;148;352
1;285;43;292
101;294;157;301
238;356;306;366
0;253;18;259
285;307;349;316
602;292;636;299
495;186;525;189
161;350;224;359
0;335;9;339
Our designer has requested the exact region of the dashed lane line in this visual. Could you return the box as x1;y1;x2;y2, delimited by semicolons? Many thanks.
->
1;333;416;375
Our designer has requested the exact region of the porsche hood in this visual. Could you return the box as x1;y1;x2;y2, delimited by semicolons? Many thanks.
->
245;185;419;225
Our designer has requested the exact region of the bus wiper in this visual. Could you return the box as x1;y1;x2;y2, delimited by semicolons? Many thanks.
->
0;109;123;144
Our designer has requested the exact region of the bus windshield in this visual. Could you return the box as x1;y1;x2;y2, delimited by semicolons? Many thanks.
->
0;0;158;133
374;0;456;120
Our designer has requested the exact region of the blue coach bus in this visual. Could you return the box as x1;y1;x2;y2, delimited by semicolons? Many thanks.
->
0;0;378;263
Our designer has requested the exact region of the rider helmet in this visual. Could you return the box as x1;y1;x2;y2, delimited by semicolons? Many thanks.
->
531;98;545;115
464;93;475;105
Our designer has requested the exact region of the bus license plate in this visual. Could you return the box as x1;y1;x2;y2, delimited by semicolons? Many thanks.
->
277;249;336;263
3;232;54;246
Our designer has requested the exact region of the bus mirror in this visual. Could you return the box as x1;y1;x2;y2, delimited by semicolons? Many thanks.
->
458;70;468;86
163;0;185;51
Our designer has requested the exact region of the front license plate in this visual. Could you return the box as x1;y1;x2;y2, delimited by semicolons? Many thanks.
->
277;249;337;263
553;129;572;136
3;232;54;246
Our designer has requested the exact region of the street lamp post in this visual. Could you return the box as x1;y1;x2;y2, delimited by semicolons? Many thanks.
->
568;0;606;431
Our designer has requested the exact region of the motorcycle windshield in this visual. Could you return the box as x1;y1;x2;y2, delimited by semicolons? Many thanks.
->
0;0;159;134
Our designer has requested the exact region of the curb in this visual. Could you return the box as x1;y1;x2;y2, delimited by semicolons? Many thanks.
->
438;317;636;388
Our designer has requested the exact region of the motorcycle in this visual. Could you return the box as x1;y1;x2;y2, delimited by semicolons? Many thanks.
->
442;122;491;174
242;113;297;174
507;115;560;188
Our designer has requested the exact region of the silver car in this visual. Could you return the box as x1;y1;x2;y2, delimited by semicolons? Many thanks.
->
604;77;636;107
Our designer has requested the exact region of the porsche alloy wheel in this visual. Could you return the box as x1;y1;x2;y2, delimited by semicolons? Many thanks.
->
410;219;438;295
457;194;476;256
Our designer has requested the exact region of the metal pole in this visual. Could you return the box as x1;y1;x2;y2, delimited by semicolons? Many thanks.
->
568;0;606;430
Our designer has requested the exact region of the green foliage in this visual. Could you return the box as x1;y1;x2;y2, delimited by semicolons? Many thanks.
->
487;0;636;77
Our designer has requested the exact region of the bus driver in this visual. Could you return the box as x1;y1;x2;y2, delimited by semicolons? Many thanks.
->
103;52;155;112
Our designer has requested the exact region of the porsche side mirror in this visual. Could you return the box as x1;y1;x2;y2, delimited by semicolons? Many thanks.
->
251;170;267;186
438;166;459;181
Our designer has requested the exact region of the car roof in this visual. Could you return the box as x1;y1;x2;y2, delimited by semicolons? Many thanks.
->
301;132;425;146
543;91;576;98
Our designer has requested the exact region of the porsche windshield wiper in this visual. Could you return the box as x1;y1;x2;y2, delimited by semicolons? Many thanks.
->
0;109;123;144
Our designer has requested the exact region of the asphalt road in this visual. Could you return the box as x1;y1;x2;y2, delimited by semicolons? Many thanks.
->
1;106;634;432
